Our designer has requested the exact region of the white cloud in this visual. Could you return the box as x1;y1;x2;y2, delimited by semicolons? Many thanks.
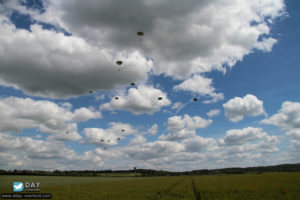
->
261;101;300;150
174;75;224;103
130;135;147;146
261;101;300;130
223;94;266;122
0;0;285;99
286;129;300;139
83;122;137;146
171;102;183;110
125;141;184;160
159;114;212;141
0;15;153;98
219;127;275;146
182;136;217;152
0;97;101;141
0;132;102;170
146;124;158;135
206;109;221;118
35;0;284;79
100;85;171;115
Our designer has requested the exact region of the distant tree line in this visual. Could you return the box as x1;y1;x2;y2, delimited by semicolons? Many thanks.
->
1;163;300;177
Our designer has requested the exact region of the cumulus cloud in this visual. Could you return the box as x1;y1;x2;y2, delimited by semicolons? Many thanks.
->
182;136;217;152
223;94;266;122
146;124;158;135
219;127;276;146
100;85;171;115
35;0;284;78
159;114;212;141
0;15;152;98
83;122;137;146
0;0;285;99
261;101;300;150
261;101;300;130
125;141;184;160
0;132;102;170
206;109;221;118
171;102;183;110
174;75;224;103
0;97;101;141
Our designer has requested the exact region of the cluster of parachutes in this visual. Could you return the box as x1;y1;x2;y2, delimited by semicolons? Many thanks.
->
73;31;200;150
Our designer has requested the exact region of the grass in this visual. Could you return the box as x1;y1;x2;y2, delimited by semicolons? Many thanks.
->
1;172;299;200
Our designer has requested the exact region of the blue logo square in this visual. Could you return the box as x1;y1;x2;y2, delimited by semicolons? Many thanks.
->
13;182;24;192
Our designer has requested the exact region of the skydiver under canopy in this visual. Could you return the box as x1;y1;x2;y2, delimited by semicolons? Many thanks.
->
116;60;123;65
137;32;144;36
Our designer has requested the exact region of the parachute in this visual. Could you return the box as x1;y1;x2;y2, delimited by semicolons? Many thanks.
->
137;32;144;36
137;31;144;42
115;97;119;100
121;129;125;132
117;138;120;140
158;97;163;100
101;139;104;142
193;98;198;102
116;60;123;65
89;91;93;94
130;82;136;86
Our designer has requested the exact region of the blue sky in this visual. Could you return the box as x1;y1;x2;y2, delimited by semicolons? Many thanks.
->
0;0;299;171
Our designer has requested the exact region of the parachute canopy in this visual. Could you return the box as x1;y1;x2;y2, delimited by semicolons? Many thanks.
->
115;97;119;100
116;60;123;65
193;98;198;102
121;129;125;132
158;97;163;100
117;138;120;140
137;32;144;36
89;91;93;94
130;82;136;86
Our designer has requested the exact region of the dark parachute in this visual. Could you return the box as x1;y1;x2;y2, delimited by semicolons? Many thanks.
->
115;97;119;100
130;82;136;86
137;32;144;36
116;60;123;65
89;91;93;94
121;129;125;132
117;138;120;140
158;97;163;100
193;98;198;102
101;139;104;142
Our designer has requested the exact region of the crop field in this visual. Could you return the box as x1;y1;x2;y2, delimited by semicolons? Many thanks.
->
1;172;300;200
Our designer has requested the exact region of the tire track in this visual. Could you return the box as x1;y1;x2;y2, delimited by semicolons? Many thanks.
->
191;179;201;200
148;178;183;200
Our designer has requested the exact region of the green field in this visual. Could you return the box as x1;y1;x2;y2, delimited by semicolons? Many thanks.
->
1;172;300;200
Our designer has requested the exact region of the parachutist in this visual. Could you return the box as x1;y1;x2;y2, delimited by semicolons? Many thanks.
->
137;32;144;36
116;60;123;65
